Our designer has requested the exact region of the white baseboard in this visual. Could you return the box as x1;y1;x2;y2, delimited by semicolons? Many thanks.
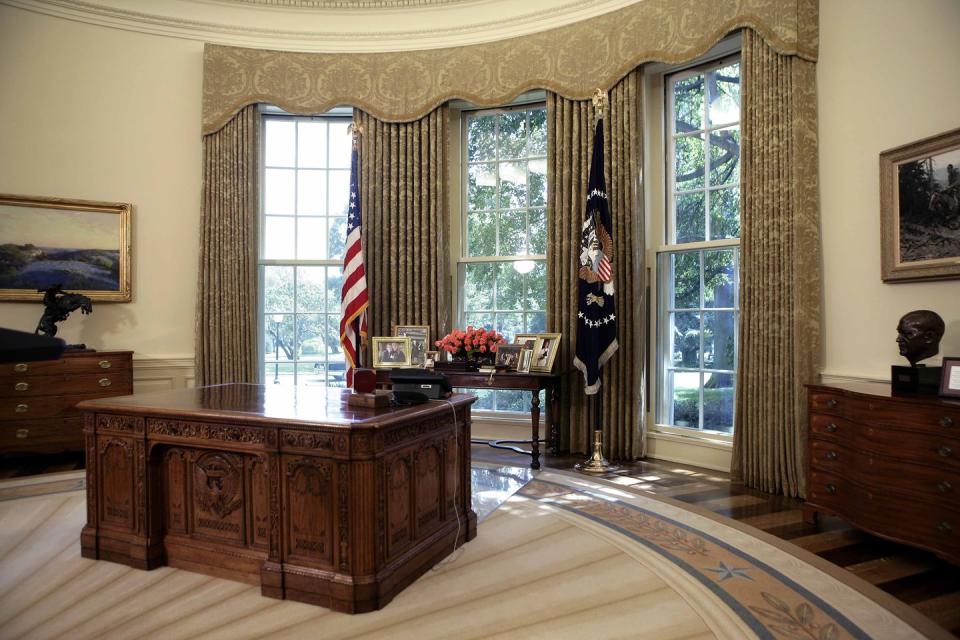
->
132;356;195;393
645;431;732;472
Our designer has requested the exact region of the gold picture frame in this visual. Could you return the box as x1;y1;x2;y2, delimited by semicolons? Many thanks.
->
880;127;960;283
0;193;132;302
494;344;524;370
394;325;430;366
530;333;562;372
517;348;533;373
513;333;539;350
371;336;412;368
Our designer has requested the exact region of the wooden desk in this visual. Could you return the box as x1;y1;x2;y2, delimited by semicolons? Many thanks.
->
377;370;560;469
79;384;476;613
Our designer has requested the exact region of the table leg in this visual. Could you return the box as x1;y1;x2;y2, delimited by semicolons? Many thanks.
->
549;383;559;455
530;390;541;470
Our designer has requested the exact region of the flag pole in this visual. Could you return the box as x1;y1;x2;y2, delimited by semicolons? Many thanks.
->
576;89;618;475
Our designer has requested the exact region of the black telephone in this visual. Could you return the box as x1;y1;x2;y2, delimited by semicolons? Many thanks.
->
389;369;452;404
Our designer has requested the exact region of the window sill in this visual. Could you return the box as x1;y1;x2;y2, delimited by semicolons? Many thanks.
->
646;429;732;472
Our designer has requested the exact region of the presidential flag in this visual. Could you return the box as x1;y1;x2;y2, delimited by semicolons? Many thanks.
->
572;118;618;395
340;133;369;387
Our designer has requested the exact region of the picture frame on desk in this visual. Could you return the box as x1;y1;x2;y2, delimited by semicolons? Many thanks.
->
371;336;411;368
530;333;561;372
393;325;429;366
494;344;523;371
941;357;960;398
517;348;532;373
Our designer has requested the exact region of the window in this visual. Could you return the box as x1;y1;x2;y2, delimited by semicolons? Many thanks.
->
458;104;548;411
259;113;353;386
656;57;741;435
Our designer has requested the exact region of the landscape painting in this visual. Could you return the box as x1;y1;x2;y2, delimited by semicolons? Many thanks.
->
880;128;960;282
0;194;131;301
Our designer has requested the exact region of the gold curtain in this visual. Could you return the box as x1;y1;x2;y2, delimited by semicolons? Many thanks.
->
195;105;260;386
732;29;821;497
355;108;451;352
547;70;645;460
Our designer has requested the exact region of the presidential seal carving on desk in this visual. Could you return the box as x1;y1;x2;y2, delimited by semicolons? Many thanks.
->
194;452;243;519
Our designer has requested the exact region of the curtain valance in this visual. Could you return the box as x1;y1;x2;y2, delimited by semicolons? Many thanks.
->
202;0;817;133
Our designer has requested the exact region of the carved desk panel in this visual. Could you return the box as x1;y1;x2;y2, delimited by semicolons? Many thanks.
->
79;384;476;613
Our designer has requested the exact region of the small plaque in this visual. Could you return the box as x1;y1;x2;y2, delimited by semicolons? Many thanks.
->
891;365;942;395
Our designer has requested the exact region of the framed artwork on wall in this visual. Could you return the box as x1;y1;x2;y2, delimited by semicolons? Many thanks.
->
880;127;960;283
0;194;132;302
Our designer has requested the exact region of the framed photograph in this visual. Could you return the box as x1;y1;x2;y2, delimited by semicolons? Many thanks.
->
941;357;960;398
880;127;960;282
423;350;439;369
517;348;533;373
494;344;524;370
0;193;132;302
394;325;430;366
530;333;562;372
513;333;539;350
371;336;412;368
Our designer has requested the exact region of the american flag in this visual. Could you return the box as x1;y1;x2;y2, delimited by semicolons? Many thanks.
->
339;132;369;387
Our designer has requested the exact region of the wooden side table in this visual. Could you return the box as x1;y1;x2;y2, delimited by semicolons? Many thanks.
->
377;370;560;469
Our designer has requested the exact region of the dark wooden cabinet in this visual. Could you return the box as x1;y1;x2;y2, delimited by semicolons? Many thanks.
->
805;381;960;565
0;350;133;453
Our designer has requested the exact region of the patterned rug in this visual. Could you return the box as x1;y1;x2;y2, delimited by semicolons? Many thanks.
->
0;469;948;639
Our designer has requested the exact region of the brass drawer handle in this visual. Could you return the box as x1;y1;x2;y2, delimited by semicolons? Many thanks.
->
825;398;838;409
15;404;28;414
938;445;953;458
99;360;111;369
98;378;112;388
825;451;838;461
825;423;838;433
825;484;837;495
941;416;954;428
938;522;953;535
938;481;953;493
14;382;29;392
15;429;29;439
14;363;28;373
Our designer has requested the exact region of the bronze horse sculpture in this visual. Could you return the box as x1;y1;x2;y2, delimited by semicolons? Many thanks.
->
35;284;93;338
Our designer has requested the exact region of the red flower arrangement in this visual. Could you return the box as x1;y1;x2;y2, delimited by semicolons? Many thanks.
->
435;326;505;362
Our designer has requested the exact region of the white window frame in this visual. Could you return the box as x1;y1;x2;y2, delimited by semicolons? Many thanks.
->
645;37;742;447
257;107;353;386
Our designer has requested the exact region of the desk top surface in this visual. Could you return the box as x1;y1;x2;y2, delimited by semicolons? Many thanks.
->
78;383;475;430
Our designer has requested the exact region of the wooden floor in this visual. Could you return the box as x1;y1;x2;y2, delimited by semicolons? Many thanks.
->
3;448;959;637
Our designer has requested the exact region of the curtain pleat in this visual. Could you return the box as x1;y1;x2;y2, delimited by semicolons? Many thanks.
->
547;70;645;461
733;29;821;498
195;105;259;386
355;109;450;353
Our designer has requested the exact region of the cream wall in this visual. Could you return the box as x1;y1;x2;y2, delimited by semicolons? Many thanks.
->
0;5;202;359
818;0;960;381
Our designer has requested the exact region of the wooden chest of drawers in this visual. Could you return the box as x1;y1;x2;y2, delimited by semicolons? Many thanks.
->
805;381;960;565
1;350;133;453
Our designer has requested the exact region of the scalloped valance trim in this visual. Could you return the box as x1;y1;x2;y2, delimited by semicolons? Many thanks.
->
203;0;818;134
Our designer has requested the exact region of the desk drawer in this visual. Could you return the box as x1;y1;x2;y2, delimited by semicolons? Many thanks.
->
0;417;83;450
848;397;960;436
0;395;80;420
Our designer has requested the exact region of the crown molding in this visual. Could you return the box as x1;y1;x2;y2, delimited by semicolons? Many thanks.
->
1;0;641;52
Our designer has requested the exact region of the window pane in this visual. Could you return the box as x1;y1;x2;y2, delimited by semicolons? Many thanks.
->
464;312;494;330
263;266;294;313
467;114;496;162
704;249;736;308
671;311;701;368
495;312;524;339
296;266;325;313
328;169;351;216
264;169;295;215
296;314;323;360
704;312;736;370
498;210;526;256
265;120;295;167
710;186;740;240
529;208;546;254
296;217;327;260
529;158;547;207
675;134;705;190
297;121;327;168
526;312;547;333
495;261;524;310
670;370;700;428
466;211;496;257
265;313;295;362
708;63;740;127
703;373;734;433
709;126;740;186
671;251;700;310
468;163;497;211
328;121;351;168
494;390;527;412
674;191;705;243
524;261;546;310
498;111;526;160
463;387;494;411
264;216;295;260
464;263;495;310
297;169;325;215
673;75;703;133
325;267;343;313
498;161;527;209
528;108;547;155
328;217;347;260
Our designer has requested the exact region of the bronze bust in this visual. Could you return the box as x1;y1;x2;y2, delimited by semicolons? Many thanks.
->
896;310;945;366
